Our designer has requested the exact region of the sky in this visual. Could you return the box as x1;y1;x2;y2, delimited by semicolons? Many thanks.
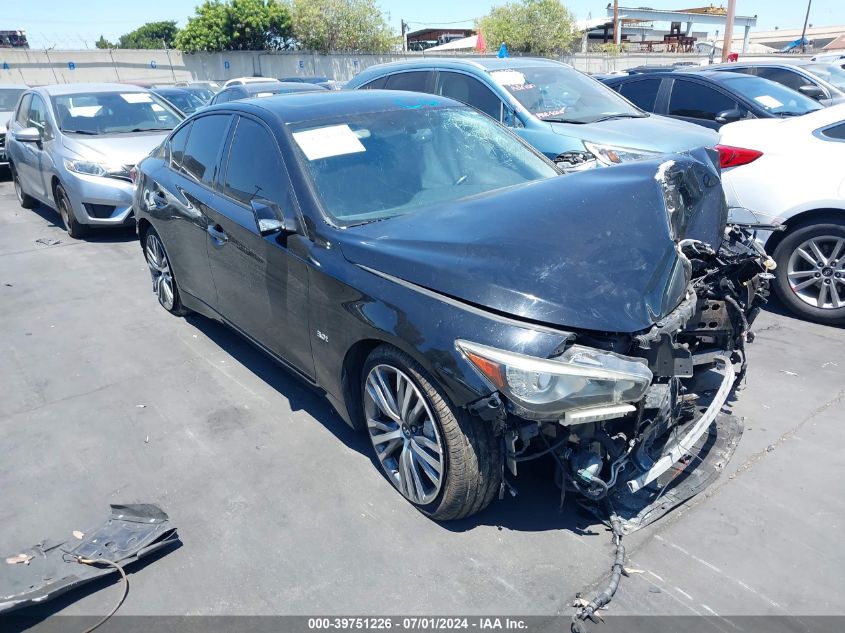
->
6;0;844;50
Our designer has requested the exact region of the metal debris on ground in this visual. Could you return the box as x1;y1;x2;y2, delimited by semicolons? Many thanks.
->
0;504;178;616
34;238;62;246
780;370;799;376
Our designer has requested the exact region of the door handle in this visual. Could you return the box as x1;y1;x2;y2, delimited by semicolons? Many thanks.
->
207;224;228;244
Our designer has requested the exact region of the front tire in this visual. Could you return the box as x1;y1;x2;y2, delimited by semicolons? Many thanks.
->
55;183;88;239
11;165;38;209
143;227;188;316
772;220;845;326
362;345;502;521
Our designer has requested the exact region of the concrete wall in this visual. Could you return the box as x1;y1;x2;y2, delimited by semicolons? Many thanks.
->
0;48;751;87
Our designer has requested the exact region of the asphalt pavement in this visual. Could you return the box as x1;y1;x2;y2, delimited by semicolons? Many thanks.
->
1;179;844;628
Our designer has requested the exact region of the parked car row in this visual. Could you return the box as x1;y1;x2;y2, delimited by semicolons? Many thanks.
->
1;55;840;523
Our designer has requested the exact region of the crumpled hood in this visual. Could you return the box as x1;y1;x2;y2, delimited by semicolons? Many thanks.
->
61;132;168;166
550;114;718;154
336;150;726;333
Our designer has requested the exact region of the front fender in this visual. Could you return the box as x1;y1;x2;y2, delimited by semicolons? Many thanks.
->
306;243;573;426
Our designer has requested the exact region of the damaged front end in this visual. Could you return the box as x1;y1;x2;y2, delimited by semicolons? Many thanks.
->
460;155;772;533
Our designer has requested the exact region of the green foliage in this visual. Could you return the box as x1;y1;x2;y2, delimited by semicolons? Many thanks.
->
478;0;577;56
95;35;114;49
175;0;293;52
590;42;629;55
116;21;180;49
291;0;395;53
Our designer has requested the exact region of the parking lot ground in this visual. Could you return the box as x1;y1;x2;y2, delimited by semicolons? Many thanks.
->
1;179;844;626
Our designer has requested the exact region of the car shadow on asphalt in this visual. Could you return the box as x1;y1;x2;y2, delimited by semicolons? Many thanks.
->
26;203;137;244
184;314;372;460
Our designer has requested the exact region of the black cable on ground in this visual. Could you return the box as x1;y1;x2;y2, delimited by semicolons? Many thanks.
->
74;557;129;633
571;511;626;633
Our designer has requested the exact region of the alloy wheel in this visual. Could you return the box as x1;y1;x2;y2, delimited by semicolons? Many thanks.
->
364;364;445;505
145;232;176;311
787;236;845;310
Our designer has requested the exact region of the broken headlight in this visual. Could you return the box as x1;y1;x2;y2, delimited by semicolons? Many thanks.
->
583;141;662;166
456;340;653;420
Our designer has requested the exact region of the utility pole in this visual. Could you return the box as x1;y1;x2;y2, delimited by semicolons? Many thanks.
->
612;0;620;46
401;19;409;52
721;0;736;62
800;0;812;53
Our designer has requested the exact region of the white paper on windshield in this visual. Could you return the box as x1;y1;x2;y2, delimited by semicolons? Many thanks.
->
121;93;153;103
256;92;275;97
293;124;366;161
491;70;528;86
754;95;783;109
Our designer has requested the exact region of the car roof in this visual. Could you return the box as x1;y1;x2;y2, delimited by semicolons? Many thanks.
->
39;83;148;96
206;89;462;124
238;82;316;94
356;56;569;75
155;87;191;94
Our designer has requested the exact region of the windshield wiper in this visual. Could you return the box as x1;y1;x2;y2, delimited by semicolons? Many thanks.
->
129;127;174;132
589;113;648;123
540;117;588;124
62;129;98;135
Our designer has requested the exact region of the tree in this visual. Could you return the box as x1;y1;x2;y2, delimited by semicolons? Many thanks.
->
291;0;395;53
477;0;577;56
116;21;180;49
175;0;293;52
95;35;114;49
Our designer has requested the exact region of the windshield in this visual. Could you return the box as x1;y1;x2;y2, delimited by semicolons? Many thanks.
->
0;88;24;111
723;75;823;116
52;91;183;135
291;106;559;225
489;65;645;123
803;64;845;91
158;91;204;114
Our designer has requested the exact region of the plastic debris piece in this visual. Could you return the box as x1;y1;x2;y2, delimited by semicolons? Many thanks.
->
5;554;33;565
35;238;62;246
72;531;84;539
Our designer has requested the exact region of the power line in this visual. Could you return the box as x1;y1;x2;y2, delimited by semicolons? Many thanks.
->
405;18;476;25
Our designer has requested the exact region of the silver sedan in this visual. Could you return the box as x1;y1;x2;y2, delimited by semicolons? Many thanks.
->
6;83;183;238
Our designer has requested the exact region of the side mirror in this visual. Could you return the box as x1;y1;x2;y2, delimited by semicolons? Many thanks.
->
798;84;826;100
14;127;41;143
715;108;743;124
251;198;297;236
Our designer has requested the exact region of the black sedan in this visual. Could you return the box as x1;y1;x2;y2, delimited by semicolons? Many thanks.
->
601;70;823;129
153;87;207;115
133;90;767;525
210;81;327;105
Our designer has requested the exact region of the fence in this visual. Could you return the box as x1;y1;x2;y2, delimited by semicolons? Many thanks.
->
0;48;737;86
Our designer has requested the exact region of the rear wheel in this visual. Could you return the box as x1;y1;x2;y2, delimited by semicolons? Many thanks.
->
11;165;38;209
362;345;502;521
772;220;845;326
55;183;88;239
143;227;188;316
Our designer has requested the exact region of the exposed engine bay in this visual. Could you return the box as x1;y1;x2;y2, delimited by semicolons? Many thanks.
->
491;224;771;533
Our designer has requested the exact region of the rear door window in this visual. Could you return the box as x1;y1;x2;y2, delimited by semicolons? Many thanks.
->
435;71;502;119
755;66;815;91
668;79;737;120
618;78;662;111
181;114;231;186
384;71;434;92
362;76;388;89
